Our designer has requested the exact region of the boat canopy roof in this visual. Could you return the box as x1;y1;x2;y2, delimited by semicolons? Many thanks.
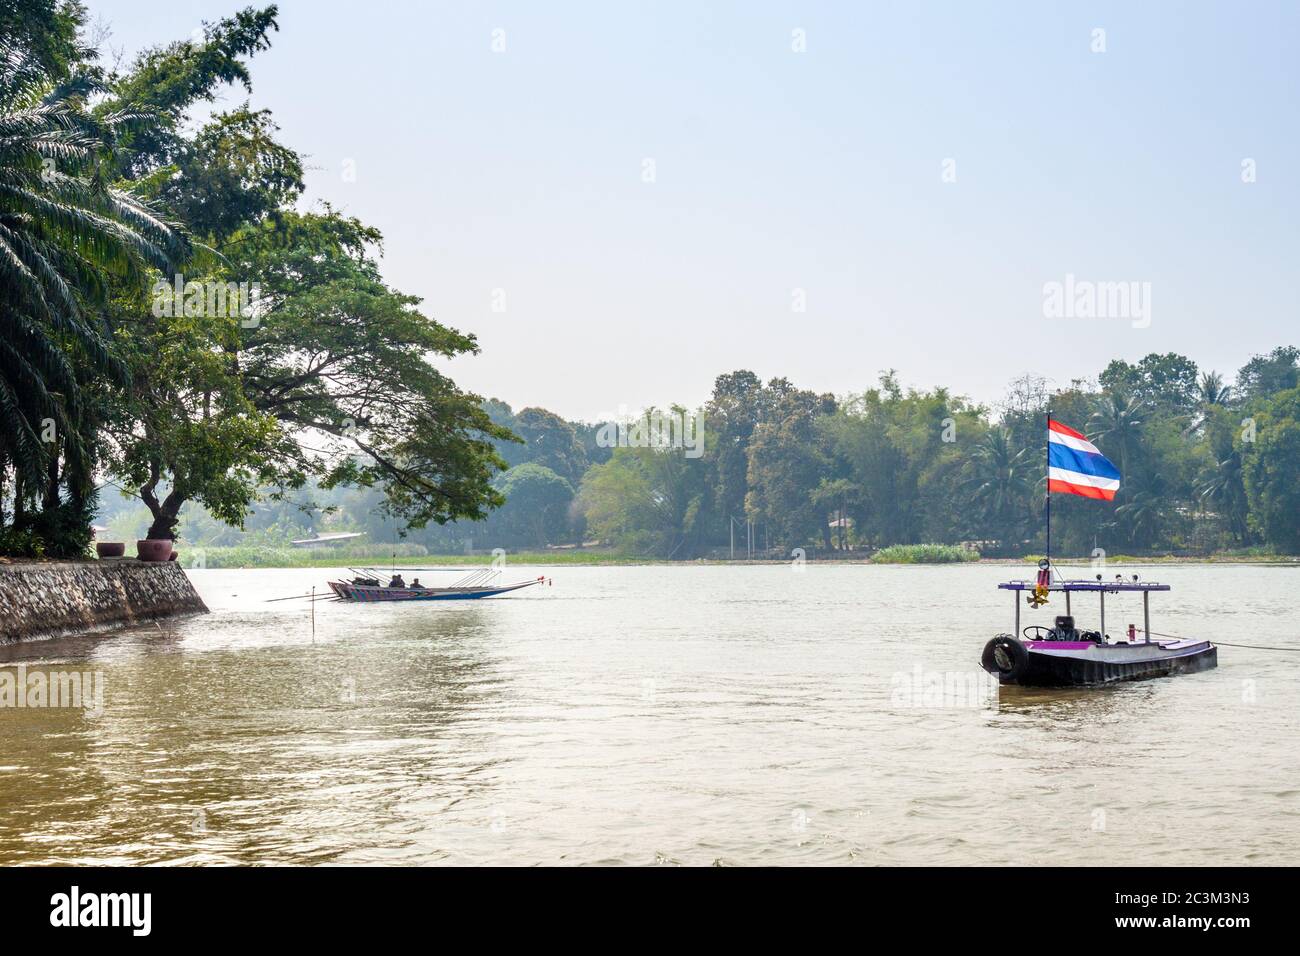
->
998;579;1170;593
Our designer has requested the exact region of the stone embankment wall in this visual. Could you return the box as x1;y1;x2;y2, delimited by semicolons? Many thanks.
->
0;560;207;642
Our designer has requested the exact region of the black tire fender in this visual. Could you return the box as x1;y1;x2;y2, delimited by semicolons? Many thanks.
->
981;634;1029;681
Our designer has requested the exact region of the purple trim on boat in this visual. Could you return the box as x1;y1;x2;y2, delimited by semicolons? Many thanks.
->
999;581;1170;592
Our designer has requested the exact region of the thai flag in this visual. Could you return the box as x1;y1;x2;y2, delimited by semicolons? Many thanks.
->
1048;419;1121;501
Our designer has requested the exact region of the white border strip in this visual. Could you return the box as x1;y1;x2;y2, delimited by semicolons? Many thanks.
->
1048;466;1120;491
1048;429;1102;455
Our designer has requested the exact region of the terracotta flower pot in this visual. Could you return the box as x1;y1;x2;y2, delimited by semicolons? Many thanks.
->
96;542;126;559
136;539;174;562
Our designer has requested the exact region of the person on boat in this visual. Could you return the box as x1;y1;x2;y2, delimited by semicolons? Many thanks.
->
409;578;425;589
387;573;406;588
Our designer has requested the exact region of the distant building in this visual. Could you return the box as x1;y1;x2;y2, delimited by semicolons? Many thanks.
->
289;531;366;549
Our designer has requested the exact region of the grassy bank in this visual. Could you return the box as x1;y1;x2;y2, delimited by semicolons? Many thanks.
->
178;544;645;569
869;544;980;564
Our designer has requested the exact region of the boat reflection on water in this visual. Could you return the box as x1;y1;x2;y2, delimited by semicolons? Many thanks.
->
986;680;1160;722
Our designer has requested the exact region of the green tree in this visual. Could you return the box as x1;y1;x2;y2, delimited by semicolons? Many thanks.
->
0;0;88;79
1241;387;1300;552
1088;393;1147;475
1195;404;1250;546
958;428;1034;551
493;463;573;547
0;33;188;553
1236;346;1299;405
90;9;514;542
824;375;981;549
511;407;588;485
108;210;514;540
154;105;303;241
1184;370;1235;436
745;384;835;550
705;370;768;527
578;408;709;557
810;477;859;550
1099;353;1198;415
101;5;281;179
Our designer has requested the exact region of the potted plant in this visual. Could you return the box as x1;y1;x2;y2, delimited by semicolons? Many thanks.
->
136;539;174;562
95;542;126;558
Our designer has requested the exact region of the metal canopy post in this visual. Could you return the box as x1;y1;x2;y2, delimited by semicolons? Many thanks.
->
1143;590;1151;644
1099;591;1106;640
1014;592;1020;637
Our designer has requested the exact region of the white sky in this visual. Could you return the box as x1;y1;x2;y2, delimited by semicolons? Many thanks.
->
87;1;1299;420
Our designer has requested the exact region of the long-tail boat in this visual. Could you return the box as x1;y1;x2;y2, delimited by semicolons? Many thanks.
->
327;567;548;602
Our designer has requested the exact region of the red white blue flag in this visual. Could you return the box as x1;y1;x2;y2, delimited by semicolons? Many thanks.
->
1047;419;1121;501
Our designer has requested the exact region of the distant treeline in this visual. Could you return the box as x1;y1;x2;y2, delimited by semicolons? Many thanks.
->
99;346;1300;560
417;346;1300;558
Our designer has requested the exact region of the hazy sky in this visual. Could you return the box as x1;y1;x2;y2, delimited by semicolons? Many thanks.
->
86;1;1298;420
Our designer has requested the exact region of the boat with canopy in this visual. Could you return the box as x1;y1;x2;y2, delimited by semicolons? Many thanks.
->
979;414;1217;686
981;569;1216;685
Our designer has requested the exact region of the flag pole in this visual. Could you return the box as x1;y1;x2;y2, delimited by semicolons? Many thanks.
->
1045;410;1052;572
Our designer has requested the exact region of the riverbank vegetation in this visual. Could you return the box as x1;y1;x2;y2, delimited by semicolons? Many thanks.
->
869;544;979;565
0;2;512;558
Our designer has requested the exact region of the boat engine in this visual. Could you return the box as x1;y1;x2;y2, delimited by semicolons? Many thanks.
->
1050;615;1079;641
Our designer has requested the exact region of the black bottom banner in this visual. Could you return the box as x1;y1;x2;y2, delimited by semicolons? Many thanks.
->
0;865;1289;942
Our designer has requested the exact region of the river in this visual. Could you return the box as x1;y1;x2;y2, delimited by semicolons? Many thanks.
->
1;563;1296;865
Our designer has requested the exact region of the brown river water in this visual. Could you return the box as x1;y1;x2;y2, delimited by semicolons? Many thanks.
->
0;563;1297;865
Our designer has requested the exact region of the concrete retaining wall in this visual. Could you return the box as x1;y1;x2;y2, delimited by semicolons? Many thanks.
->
0;560;208;642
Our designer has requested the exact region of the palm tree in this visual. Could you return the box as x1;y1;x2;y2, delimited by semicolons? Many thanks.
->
1184;370;1234;436
1088;393;1146;475
1196;451;1249;545
1198;371;1233;407
0;40;188;542
959;428;1034;550
1114;485;1167;549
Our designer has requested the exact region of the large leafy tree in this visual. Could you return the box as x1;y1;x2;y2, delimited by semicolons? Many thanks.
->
94;8;513;541
745;382;836;550
578;407;710;557
824;375;982;549
509;407;588;486
492;463;573;548
1241;387;1300;553
0;0;87;78
100;5;281;180
108;209;513;539
1236;346;1299;406
1099;353;1199;416
705;370;769;526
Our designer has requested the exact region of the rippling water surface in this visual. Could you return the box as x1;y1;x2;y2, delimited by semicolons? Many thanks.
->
1;563;1297;865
